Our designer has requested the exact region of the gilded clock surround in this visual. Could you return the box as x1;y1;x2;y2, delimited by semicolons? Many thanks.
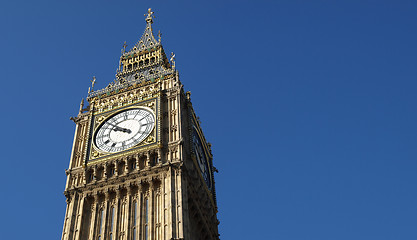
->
88;98;160;163
62;9;220;240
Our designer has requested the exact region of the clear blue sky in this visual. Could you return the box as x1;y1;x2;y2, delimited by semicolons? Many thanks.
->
1;1;416;239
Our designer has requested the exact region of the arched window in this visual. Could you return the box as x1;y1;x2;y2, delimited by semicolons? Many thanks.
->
118;162;125;175
96;167;103;181
108;165;115;178
147;153;157;166
88;170;94;183
130;160;136;171
139;156;146;169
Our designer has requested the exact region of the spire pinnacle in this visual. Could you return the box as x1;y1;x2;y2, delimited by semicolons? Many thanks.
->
79;98;84;113
129;8;159;52
122;41;127;53
170;52;176;69
87;8;175;100
145;8;154;24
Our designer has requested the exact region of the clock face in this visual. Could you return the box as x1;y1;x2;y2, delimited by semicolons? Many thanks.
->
94;108;155;153
192;126;211;190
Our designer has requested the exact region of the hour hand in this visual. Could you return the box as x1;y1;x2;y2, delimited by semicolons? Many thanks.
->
108;123;131;133
113;126;131;134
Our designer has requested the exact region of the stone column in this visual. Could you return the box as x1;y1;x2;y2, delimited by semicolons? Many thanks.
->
124;157;129;174
176;169;184;239
131;185;138;240
61;194;71;240
157;148;162;165
88;194;99;240
161;174;167;240
146;152;151;169
125;186;133;240
137;183;143;240
135;154;141;171
69;193;80;240
92;167;97;183
74;193;85;240
67;120;80;172
166;169;174;240
149;181;154;240
154;179;161;239
176;91;183;161
103;163;108;180
83;169;88;185
114;189;121;239
102;190;110;239
114;160;119;177
119;189;128;240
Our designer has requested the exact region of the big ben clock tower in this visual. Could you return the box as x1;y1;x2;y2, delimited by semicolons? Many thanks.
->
61;9;220;240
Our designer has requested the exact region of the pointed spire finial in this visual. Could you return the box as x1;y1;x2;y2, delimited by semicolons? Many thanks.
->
91;76;96;89
89;76;96;93
79;98;84;113
145;8;154;24
131;8;159;51
170;52;176;69
122;41;127;54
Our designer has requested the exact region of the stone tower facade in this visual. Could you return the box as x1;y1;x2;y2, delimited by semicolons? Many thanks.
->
61;9;220;240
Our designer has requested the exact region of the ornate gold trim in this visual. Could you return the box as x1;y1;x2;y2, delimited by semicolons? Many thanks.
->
86;144;162;166
87;97;160;163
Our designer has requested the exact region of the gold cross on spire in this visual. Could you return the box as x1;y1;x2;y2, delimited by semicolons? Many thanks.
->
146;8;154;18
145;8;154;23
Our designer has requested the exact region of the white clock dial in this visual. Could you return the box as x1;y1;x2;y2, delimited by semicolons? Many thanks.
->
94;108;155;153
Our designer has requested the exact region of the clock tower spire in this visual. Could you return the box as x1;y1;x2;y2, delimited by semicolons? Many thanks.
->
61;9;220;240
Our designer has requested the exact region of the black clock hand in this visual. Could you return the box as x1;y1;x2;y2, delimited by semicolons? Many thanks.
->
107;123;132;133
114;127;132;134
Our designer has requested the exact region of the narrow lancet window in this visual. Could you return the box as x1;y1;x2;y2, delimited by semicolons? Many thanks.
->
98;208;104;240
132;201;137;240
121;203;125;233
109;206;115;240
144;198;149;240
